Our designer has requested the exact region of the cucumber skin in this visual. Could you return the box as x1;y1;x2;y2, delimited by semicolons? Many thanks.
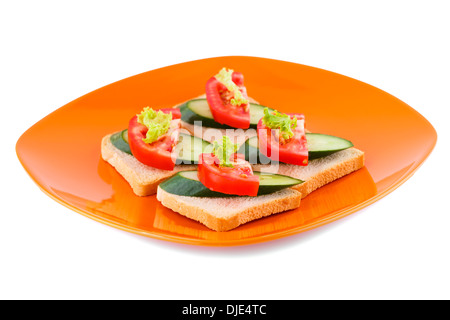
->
179;99;271;129
110;130;210;164
308;150;343;160
159;171;303;197
159;173;232;197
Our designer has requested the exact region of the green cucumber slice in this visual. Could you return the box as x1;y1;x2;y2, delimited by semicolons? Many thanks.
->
174;132;213;164
109;129;212;164
306;133;354;159
237;135;273;164
238;133;354;164
159;170;303;197
110;130;132;155
179;99;273;129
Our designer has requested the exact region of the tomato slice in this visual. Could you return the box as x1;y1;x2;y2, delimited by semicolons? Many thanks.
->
205;71;250;129
198;153;260;196
257;113;308;166
128;109;181;170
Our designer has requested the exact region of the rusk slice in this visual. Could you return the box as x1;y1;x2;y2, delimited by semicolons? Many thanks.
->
156;187;302;232
101;134;196;196
252;148;365;198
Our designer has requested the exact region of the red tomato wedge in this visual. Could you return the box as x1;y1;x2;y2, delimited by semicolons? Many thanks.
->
205;71;250;129
257;113;308;166
128;109;181;170
198;153;260;196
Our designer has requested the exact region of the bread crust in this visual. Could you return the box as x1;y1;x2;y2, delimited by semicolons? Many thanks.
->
156;187;302;231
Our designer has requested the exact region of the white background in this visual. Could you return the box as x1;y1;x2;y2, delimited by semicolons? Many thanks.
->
1;1;449;300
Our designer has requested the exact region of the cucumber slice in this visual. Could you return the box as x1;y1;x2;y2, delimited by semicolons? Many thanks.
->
109;129;212;164
159;170;303;197
179;99;273;129
249;103;271;126
174;132;213;164
237;135;273;164
306;133;354;159
122;129;129;143
238;133;354;164
110;130;132;155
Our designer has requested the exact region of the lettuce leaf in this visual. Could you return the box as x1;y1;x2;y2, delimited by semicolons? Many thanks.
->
137;107;172;144
214;67;248;106
212;135;238;167
262;108;297;140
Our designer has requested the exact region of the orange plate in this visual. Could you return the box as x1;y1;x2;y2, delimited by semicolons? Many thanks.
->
16;56;437;246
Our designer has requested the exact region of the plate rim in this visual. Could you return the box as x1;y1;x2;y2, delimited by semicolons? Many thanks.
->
16;55;438;246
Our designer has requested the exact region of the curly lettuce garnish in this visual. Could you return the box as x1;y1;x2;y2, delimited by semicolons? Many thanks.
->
214;67;249;106
262;108;297;141
213;135;238;167
137;107;172;144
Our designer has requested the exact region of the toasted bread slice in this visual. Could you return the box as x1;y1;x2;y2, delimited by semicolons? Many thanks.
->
252;148;365;198
156;187;302;231
101;134;196;196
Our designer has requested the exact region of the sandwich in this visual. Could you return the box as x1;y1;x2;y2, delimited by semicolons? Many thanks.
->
101;67;364;231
